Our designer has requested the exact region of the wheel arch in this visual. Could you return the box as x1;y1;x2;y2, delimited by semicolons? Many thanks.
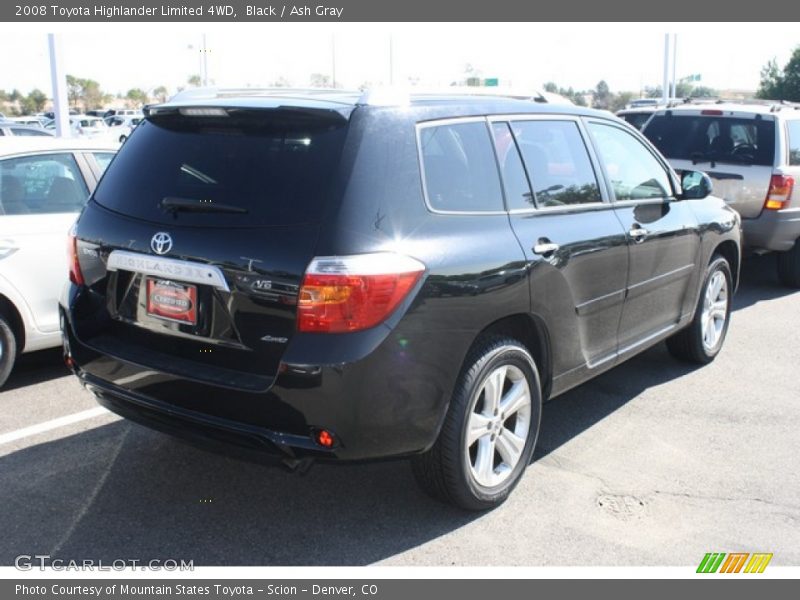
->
473;313;553;401
712;239;740;291
0;294;26;352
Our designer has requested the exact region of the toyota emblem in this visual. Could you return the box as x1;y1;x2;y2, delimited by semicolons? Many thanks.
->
150;232;173;255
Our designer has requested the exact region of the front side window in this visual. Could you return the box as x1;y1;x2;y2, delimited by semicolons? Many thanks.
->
0;153;88;215
588;122;672;201
510;120;601;208
419;121;504;212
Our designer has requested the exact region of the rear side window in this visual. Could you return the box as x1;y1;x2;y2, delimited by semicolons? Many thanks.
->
510;120;601;208
788;120;800;166
0;153;88;215
93;111;348;227
419;121;503;212
644;114;776;167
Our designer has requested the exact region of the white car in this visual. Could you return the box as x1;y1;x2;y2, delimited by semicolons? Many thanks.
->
0;137;118;386
104;114;143;142
44;115;113;140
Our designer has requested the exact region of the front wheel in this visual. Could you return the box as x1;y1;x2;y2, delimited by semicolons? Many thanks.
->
411;337;542;511
0;314;18;388
666;255;732;364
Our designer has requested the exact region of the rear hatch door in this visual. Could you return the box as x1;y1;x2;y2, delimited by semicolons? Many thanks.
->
72;104;351;390
643;110;776;218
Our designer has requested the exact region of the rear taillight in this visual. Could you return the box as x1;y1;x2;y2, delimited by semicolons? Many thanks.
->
67;226;84;286
764;174;795;210
297;253;425;333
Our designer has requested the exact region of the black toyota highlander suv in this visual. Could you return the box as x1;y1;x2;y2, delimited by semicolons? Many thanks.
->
61;88;741;510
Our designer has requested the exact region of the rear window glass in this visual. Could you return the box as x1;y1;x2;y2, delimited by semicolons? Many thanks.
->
419;121;503;212
644;114;775;167
92;111;348;227
618;112;653;131
788;120;800;166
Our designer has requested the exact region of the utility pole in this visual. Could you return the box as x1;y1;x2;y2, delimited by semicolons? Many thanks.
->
201;34;209;86
389;35;394;85
662;33;670;105
331;34;336;88
47;33;70;138
671;33;678;99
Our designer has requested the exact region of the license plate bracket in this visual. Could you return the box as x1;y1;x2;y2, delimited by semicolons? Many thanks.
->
145;278;198;325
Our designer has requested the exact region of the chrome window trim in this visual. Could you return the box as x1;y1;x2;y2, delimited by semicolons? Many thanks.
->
415;116;508;216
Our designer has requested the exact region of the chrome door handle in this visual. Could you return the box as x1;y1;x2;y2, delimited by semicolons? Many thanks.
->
533;242;560;256
629;226;649;242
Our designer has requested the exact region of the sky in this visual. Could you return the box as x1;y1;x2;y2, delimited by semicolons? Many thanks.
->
0;23;798;98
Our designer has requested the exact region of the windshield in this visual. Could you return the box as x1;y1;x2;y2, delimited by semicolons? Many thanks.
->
92;110;348;228
644;114;775;167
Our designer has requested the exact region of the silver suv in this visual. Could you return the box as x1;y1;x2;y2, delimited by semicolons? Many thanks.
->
643;102;800;286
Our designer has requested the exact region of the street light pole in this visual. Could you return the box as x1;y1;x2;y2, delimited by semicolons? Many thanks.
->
662;33;670;105
47;33;70;138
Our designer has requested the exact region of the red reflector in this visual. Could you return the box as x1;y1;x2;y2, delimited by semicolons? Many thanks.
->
297;253;425;333
67;227;85;286
315;429;335;448
764;174;795;210
701;109;724;116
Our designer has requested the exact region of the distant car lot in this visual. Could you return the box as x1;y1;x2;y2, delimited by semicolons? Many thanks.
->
0;253;797;566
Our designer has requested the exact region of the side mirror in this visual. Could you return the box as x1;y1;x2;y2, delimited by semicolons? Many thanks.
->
679;170;713;200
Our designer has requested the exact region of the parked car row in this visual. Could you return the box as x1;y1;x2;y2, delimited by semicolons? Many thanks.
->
3;89;796;511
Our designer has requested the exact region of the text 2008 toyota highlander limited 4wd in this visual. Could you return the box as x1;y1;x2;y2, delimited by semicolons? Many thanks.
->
61;89;741;510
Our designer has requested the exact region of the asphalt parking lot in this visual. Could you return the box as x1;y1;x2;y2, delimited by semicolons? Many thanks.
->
0;253;798;567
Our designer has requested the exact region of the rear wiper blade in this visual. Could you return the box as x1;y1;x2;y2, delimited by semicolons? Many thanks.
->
160;196;248;214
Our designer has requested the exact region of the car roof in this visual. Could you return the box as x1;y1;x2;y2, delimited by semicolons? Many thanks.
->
652;101;800;119
0;136;119;157
149;87;615;123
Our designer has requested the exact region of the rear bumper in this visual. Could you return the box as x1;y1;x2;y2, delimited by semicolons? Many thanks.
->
60;286;463;462
742;208;800;252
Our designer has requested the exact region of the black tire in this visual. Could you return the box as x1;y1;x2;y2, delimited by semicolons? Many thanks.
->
777;240;800;288
666;255;732;364
119;135;127;143
411;337;542;511
0;314;18;389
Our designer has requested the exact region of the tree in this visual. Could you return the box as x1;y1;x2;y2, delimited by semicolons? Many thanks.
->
19;89;48;114
757;47;800;101
187;74;201;87
592;80;612;110
126;88;148;105
610;91;635;112
309;73;332;88
543;82;558;93
152;86;169;103
0;90;8;102
66;75;107;110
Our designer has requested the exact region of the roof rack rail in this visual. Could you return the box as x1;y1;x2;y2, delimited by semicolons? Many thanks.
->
356;85;566;106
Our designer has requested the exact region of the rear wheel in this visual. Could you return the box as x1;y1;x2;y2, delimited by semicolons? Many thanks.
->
666;255;732;364
777;240;800;288
411;337;542;511
0;314;18;388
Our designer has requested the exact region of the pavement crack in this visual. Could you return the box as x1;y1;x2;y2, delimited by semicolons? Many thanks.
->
652;489;800;512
